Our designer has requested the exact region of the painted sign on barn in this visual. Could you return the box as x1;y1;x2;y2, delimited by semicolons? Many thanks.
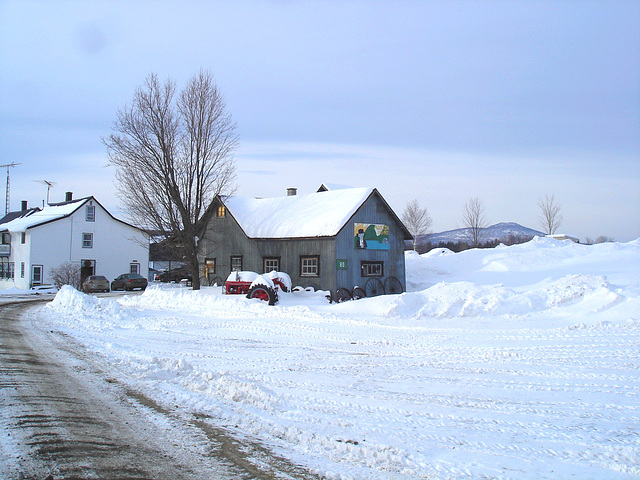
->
354;223;390;250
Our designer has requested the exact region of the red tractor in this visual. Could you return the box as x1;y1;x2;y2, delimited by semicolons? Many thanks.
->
223;271;291;306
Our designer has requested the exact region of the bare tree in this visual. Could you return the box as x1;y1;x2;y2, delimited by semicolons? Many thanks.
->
538;193;563;235
461;197;488;247
402;199;432;251
50;261;81;289
595;235;615;244
104;70;238;290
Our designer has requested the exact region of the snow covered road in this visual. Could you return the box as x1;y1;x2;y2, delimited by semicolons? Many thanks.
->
3;237;639;479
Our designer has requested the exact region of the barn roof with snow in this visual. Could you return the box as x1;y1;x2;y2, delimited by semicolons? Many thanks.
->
220;187;411;239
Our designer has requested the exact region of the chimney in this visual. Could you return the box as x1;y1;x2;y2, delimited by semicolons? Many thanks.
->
65;191;73;202
286;187;297;196
21;200;28;211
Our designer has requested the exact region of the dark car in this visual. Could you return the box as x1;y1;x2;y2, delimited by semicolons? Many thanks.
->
158;266;193;284
82;275;110;293
111;273;148;291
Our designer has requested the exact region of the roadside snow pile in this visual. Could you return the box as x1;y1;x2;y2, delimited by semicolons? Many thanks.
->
47;285;130;329
32;237;640;480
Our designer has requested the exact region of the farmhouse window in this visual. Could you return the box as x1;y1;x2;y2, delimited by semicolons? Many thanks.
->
300;256;319;277
361;261;384;277
263;257;280;273
82;233;93;248
21;232;26;244
217;206;226;218
32;265;43;285
130;263;140;274
1;233;10;244
86;205;95;222
0;259;14;279
230;256;243;272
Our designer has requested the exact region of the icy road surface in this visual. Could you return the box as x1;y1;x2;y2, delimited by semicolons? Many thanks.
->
0;301;319;479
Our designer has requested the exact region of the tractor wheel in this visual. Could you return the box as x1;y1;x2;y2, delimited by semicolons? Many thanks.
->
247;285;277;305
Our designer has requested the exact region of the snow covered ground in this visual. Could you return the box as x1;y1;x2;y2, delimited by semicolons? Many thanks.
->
27;237;640;479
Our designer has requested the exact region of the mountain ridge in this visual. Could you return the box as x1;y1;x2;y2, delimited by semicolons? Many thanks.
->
414;222;544;247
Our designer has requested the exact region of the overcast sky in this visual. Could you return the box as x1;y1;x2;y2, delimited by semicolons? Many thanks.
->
1;0;639;241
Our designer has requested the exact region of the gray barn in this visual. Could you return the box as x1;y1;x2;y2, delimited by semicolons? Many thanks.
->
197;185;412;300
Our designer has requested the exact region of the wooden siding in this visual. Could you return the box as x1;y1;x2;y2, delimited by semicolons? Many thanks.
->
334;191;407;294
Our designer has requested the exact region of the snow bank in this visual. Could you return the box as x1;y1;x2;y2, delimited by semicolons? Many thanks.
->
48;285;128;325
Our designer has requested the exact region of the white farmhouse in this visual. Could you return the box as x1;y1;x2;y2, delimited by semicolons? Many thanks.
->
0;193;148;290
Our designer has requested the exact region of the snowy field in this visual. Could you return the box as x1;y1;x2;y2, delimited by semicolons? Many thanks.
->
27;238;640;479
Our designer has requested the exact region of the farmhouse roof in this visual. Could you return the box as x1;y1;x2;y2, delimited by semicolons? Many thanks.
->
0;196;143;233
221;187;411;239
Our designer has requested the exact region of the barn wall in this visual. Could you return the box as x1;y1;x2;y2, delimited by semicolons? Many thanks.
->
335;192;407;295
253;237;335;292
197;205;256;284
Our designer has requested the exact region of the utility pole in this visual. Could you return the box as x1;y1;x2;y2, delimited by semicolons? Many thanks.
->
0;162;21;215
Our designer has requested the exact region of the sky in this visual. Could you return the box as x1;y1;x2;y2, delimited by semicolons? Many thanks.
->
1;0;639;242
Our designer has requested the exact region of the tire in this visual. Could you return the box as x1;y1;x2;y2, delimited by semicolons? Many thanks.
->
352;286;366;300
246;285;277;306
335;288;352;303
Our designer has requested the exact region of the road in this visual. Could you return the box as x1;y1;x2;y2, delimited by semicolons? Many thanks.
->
0;300;319;480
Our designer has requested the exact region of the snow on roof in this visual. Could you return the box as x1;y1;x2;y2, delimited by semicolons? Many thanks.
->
224;187;374;238
1;198;87;233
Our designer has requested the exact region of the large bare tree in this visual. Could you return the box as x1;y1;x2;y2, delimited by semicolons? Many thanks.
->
104;70;238;290
402;199;432;251
538;193;563;235
461;197;488;247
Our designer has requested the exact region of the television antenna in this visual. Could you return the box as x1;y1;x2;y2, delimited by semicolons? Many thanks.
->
0;162;21;215
35;180;57;205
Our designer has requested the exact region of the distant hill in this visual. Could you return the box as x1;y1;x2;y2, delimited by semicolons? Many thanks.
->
409;222;544;251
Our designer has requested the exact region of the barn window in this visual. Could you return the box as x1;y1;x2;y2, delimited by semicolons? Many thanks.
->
217;206;226;218
361;261;384;277
230;256;243;272
300;256;319;277
263;257;280;273
205;258;216;274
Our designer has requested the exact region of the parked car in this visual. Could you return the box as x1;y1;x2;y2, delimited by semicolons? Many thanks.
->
111;273;148;291
82;275;110;293
157;265;193;284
